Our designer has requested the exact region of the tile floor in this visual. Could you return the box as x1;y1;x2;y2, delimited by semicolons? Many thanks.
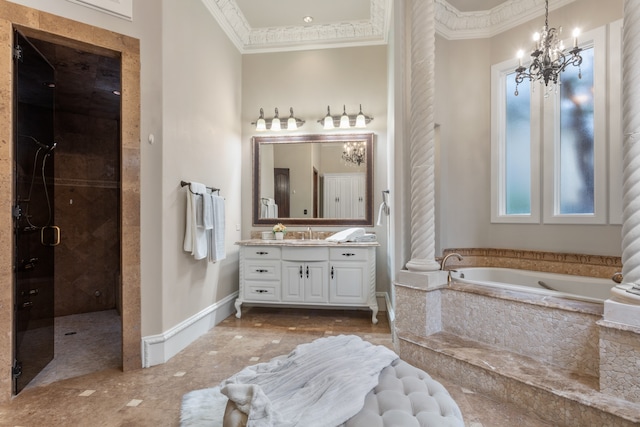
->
0;307;553;426
27;310;122;389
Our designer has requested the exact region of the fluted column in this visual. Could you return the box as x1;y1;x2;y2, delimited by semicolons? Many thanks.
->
405;0;440;272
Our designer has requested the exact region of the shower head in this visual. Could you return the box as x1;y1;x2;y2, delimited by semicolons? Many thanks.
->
19;135;56;153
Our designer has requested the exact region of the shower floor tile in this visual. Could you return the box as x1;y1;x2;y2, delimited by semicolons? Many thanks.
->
25;309;121;389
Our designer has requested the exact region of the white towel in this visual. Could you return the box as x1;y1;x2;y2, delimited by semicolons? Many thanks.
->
325;227;366;243
268;202;278;218
354;233;377;242
376;202;386;226
261;198;279;219
220;335;398;427
208;194;226;263
203;191;213;230
184;182;208;260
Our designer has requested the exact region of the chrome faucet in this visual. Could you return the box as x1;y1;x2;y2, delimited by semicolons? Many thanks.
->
307;226;313;240
612;271;623;284
440;252;463;271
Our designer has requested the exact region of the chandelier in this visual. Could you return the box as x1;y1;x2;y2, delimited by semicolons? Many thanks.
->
342;141;366;166
514;0;582;96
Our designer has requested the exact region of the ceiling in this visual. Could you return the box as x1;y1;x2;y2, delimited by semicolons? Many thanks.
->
202;0;576;53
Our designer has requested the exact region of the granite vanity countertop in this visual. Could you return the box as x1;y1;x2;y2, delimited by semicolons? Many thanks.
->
236;239;379;247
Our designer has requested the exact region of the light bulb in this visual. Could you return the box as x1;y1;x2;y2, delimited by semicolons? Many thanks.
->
339;105;350;128
256;108;266;131
271;108;281;131
355;104;366;128
323;106;334;129
287;107;297;130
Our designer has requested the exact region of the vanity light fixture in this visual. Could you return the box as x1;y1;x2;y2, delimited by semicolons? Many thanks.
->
318;104;373;130
253;107;305;131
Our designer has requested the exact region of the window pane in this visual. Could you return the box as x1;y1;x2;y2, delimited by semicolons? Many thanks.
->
505;74;531;214
559;47;594;214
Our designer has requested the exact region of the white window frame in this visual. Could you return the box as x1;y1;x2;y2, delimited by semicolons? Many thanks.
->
542;26;607;224
491;58;541;223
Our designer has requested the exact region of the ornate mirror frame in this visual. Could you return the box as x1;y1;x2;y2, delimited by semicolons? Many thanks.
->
252;133;374;226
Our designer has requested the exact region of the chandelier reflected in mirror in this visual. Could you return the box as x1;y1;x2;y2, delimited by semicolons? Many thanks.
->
514;0;582;96
342;141;366;166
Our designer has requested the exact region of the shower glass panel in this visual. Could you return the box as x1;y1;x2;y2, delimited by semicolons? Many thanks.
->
13;30;56;394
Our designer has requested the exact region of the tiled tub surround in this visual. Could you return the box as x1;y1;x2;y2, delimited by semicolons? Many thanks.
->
599;320;640;404
441;247;622;279
395;249;640;426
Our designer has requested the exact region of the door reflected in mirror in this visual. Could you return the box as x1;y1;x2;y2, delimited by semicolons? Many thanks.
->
253;133;374;226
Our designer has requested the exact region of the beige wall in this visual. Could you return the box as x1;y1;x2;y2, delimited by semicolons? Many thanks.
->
160;0;242;332
241;45;391;293
435;0;624;257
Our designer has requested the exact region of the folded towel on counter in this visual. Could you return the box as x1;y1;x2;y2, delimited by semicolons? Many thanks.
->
354;233;377;242
184;182;208;260
325;228;366;243
208;194;226;263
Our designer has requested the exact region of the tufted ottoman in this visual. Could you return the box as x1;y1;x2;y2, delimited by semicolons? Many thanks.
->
223;358;465;427
341;359;464;427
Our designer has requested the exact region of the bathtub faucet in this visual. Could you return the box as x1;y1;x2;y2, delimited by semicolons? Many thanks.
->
612;272;623;284
440;252;463;271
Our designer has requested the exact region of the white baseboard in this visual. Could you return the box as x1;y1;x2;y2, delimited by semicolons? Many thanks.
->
141;291;238;368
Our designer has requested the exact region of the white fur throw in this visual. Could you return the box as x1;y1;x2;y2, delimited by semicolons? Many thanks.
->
220;335;398;427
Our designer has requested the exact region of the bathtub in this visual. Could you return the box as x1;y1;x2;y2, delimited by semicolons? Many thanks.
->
448;267;613;303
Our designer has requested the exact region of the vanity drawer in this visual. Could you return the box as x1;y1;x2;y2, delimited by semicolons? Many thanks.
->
244;281;280;301
329;247;370;261
243;246;281;260
244;260;281;280
282;246;328;261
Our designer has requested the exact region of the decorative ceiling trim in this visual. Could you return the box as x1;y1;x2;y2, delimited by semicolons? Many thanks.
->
201;0;579;52
201;0;391;54
435;0;578;40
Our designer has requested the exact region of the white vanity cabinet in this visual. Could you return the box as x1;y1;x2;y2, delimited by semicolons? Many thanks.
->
329;248;369;305
236;241;378;323
282;261;328;303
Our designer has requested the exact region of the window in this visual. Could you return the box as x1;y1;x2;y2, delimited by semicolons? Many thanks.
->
492;26;609;224
491;59;540;223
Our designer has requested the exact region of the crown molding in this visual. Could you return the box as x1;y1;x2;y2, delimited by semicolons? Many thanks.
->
435;0;578;40
201;0;578;52
201;0;391;54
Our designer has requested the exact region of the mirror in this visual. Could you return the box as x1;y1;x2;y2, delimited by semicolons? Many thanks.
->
253;133;374;226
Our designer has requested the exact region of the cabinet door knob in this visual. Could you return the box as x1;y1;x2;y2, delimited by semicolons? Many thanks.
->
299;265;303;278
342;253;356;257
256;251;269;255
306;265;309;279
255;289;268;294
331;266;334;279
256;269;268;273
